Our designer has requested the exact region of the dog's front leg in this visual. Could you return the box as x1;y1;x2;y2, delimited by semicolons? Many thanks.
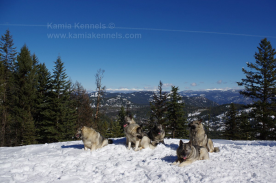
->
91;144;96;151
127;141;132;150
172;160;180;165
134;140;140;151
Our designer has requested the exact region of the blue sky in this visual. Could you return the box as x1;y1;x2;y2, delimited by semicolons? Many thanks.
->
1;0;276;91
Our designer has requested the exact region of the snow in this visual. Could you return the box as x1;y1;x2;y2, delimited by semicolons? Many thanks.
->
188;111;201;117
1;138;276;183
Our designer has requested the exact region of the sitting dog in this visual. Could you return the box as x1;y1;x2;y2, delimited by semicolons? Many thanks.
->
172;140;209;167
147;124;165;146
75;126;113;151
188;119;219;153
124;116;156;151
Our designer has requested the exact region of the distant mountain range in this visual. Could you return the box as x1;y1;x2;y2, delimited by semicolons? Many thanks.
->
179;89;252;105
89;89;252;108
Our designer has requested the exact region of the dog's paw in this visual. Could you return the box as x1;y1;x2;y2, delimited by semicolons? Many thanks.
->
172;161;178;165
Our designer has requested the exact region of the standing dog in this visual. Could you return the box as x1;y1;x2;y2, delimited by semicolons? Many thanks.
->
188;120;220;153
124;116;156;151
172;140;209;167
75;126;113;151
147;124;165;146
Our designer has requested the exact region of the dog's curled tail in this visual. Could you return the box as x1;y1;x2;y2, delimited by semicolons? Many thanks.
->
108;139;113;144
214;147;220;152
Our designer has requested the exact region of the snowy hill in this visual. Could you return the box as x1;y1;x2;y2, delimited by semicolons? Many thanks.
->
1;138;276;182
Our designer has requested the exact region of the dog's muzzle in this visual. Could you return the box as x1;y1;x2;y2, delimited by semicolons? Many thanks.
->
75;133;81;138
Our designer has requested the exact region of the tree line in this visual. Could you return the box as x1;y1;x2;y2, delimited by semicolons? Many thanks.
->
0;30;103;146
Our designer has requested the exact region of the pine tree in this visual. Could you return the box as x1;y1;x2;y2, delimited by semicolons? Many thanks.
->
116;106;125;134
14;44;37;145
0;30;17;146
167;86;188;138
149;81;168;129
112;119;124;137
224;103;238;140
34;63;52;143
238;112;253;140
47;56;76;142
237;38;276;140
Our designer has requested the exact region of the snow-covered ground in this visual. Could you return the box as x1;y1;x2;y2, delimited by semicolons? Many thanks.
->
1;138;276;183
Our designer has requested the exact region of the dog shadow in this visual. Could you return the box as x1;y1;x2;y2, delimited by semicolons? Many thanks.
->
164;143;178;151
161;155;176;163
61;144;83;149
112;137;126;145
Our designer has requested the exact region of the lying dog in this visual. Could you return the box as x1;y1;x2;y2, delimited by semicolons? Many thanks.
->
75;126;113;151
188;119;220;153
124;116;156;151
147;124;165;146
172;140;209;167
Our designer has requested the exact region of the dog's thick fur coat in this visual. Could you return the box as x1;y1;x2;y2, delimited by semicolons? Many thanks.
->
124;116;156;151
188;120;220;153
172;140;209;167
147;124;165;146
75;126;113;151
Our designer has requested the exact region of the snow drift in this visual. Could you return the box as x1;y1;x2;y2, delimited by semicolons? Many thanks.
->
0;138;276;183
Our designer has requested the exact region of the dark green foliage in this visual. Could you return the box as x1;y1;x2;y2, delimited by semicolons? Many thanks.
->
0;30;108;146
111;119;124;137
237;38;276;140
238;112;254;140
223;103;239;140
107;106;126;137
0;30;17;146
149;81;168;129
167;86;188;138
13;44;37;145
118;106;126;126
34;63;52;143
47;57;76;142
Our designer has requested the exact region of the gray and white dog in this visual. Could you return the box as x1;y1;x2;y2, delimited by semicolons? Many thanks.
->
172;140;209;167
188;119;219;153
75;126;113;151
124;116;156;151
147;124;165;146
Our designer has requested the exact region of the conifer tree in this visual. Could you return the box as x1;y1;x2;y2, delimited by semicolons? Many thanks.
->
238;112;253;140
14;44;37;145
224;103;238;140
149;81;168;129
167;86;188;138
112;119;124;137
116;106;125;134
34;63;52;143
237;38;276;140
0;30;17;146
48;56;76;142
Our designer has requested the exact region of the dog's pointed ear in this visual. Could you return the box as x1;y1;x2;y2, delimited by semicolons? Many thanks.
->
179;140;183;146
